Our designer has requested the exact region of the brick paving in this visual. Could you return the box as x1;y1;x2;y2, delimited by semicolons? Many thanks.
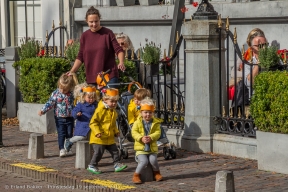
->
0;169;84;192
1;125;288;192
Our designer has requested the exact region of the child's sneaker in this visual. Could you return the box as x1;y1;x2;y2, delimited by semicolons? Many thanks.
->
114;162;127;172
64;139;73;152
59;149;66;157
87;165;101;174
157;141;163;147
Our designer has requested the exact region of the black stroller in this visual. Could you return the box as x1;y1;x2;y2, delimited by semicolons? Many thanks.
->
101;70;176;160
107;80;142;160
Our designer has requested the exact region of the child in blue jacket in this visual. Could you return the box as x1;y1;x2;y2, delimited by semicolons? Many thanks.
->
64;85;99;152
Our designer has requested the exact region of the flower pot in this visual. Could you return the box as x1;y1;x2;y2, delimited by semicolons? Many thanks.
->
139;0;159;6
116;0;135;6
257;130;288;174
145;64;159;76
18;102;57;134
138;62;159;85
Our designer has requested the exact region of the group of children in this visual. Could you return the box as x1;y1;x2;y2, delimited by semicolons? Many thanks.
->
38;72;163;184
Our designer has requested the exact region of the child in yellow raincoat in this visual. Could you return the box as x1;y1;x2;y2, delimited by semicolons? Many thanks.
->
87;88;127;174
127;88;151;126
131;97;163;184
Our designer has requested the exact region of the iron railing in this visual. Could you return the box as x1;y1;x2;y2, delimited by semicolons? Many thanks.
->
214;17;256;137
120;33;185;129
143;34;185;129
43;20;69;58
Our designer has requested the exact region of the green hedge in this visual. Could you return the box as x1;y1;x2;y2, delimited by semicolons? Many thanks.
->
116;59;138;94
13;57;71;103
251;71;288;133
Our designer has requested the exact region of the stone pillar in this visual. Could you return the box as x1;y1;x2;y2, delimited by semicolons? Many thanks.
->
140;163;154;182
75;141;91;169
181;3;225;153
28;133;44;159
5;47;20;118
215;171;235;192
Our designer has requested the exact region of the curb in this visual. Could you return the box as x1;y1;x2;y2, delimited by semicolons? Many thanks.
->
0;160;129;192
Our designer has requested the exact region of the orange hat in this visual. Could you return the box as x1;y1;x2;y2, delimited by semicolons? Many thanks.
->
82;86;96;93
140;104;155;112
96;73;109;86
105;89;119;97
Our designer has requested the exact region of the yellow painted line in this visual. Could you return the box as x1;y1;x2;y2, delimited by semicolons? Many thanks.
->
11;163;57;172
82;179;136;191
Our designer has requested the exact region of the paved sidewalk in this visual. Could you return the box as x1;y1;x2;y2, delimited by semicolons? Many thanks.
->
1;125;288;192
0;168;84;192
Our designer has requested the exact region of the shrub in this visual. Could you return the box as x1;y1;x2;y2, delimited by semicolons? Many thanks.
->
64;41;86;83
141;39;161;64
18;38;39;60
13;57;71;103
116;59;138;94
251;71;288;133
65;41;80;62
258;46;280;69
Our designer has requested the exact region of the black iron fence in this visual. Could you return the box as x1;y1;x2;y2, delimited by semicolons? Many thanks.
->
43;20;69;58
214;17;256;137
143;34;185;129
120;33;185;129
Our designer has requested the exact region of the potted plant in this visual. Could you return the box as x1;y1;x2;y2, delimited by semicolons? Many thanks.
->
251;71;288;174
258;45;284;71
13;38;71;134
140;39;161;77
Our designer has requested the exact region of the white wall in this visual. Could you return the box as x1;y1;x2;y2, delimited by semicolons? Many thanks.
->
41;0;60;46
0;0;7;48
83;25;171;56
14;1;42;46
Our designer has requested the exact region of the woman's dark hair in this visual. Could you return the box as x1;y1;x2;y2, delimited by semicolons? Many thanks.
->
85;6;101;20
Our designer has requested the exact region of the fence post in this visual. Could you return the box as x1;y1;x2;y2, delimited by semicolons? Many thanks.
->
5;47;20;118
181;1;225;152
215;170;235;192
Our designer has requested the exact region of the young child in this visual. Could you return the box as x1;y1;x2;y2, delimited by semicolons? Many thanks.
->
128;88;164;146
64;85;99;152
38;73;78;157
87;88;127;174
131;97;163;184
127;88;151;126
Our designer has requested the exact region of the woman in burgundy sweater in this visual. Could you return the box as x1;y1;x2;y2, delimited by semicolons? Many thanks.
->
69;6;125;87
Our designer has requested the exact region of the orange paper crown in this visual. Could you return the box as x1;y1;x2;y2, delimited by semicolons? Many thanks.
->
96;73;110;86
82;86;96;93
105;89;119;97
140;104;155;112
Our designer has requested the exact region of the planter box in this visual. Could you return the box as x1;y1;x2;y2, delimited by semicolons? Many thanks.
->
257;130;288;174
139;62;159;84
18;102;57;134
139;0;159;6
116;0;135;6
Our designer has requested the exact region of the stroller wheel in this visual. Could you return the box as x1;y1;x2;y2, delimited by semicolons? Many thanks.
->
163;147;170;160
170;146;177;159
122;147;129;159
